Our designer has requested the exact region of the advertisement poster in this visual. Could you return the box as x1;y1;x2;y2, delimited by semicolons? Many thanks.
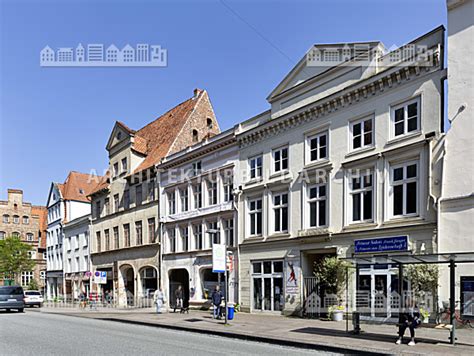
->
286;258;299;294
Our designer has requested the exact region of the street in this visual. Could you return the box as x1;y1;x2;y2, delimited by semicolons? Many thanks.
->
0;311;336;355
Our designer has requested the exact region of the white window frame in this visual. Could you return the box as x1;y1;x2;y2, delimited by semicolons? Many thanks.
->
348;169;374;223
191;161;202;176
168;191;176;215
224;218;234;247
207;180;217;206
272;146;289;173
272;192;289;234
248;197;263;237
307;183;328;228
223;177;233;202
306;131;328;164
168;228;176;253
389;160;419;218
350;116;374;151
193;184;202;209
193;224;203;250
180;187;189;212
249;155;263;180
390;97;421;138
181;226;189;252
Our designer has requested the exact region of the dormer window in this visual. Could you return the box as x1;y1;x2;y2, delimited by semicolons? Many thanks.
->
192;129;199;143
207;118;213;129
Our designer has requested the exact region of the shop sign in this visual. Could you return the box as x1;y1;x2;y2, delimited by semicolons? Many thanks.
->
212;244;226;273
354;236;408;254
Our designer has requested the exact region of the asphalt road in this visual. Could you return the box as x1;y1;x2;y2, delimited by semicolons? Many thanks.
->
0;310;339;355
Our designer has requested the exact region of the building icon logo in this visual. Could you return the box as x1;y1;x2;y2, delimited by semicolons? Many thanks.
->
40;43;167;67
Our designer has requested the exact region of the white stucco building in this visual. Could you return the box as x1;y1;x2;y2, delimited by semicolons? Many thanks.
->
46;171;100;300
234;27;446;317
438;0;474;303
159;129;239;308
63;215;92;299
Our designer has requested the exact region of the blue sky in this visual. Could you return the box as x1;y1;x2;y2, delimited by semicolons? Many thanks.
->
0;0;447;205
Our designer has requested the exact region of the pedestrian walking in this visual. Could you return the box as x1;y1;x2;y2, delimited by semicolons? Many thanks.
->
211;285;223;319
396;297;421;346
174;285;183;313
153;288;165;314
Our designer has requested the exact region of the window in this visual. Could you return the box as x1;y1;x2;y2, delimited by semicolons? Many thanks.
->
12;232;20;238
349;171;373;222
0;231;5;240
249;156;263;180
136;185;142;206
308;184;327;227
193;224;203;250
2;215;8;223
193;184;202;209
391;161;418;216
135;221;143;245
392;98;420;137
207;221;219;245
168;191;176;214
121;158;127;173
207;181;217;206
180;188;189;212
249;198;263;236
113;226;119;249
148;180;155;201
273;147;289;172
21;271;34;287
96;231;101;252
207;118;213;129
113;162;119;177
191;161;202;176
104;229;110;251
23;216;29;224
26;233;34;242
114;194;119;213
192;129;199;143
351;117;373;150
148;218;156;243
43;252;47;259
273;193;289;233
40;271;46;280
124;190;130;209
224;219;234;247
307;132;328;162
223;177;233;202
104;198;110;215
168;229;176;253
123;224;130;247
181;227;189;252
95;201;101;218
13;215;19;224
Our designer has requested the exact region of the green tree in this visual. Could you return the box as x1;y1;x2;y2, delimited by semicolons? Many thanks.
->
27;279;39;291
404;264;439;299
0;236;36;285
313;256;351;300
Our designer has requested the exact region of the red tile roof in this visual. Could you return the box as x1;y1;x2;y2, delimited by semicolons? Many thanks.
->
59;171;103;202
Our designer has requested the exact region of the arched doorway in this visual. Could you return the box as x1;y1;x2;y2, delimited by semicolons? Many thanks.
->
120;265;135;306
169;268;189;309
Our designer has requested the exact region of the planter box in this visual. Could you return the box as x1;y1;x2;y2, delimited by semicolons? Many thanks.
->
332;310;344;322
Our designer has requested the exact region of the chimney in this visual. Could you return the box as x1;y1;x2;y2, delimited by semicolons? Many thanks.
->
193;88;202;98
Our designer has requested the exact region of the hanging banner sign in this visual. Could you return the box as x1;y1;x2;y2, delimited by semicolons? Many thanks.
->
355;236;408;254
212;244;226;273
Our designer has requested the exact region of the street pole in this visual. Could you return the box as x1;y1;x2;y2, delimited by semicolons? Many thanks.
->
225;262;228;325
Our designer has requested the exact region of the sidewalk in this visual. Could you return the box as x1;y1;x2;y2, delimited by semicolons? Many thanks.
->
35;307;474;355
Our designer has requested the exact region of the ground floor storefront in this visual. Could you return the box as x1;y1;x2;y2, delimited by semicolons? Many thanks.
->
46;271;63;300
64;273;91;300
239;224;437;318
90;245;160;307
162;250;238;309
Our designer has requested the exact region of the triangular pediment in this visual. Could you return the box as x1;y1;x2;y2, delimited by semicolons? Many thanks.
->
106;121;134;151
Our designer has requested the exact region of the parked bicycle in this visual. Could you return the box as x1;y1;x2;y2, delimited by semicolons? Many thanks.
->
436;300;474;328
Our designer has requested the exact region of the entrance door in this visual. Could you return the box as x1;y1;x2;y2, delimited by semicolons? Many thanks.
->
358;265;397;320
251;260;284;312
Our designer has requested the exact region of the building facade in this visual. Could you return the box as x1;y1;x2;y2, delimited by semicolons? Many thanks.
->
89;88;220;307
45;171;99;300
235;27;445;317
63;215;92;299
438;0;474;302
159;129;239;308
0;189;47;291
